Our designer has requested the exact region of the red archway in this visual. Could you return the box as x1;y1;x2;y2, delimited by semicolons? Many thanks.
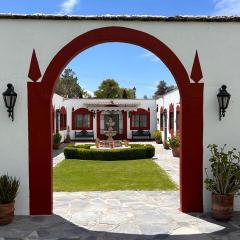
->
28;26;203;215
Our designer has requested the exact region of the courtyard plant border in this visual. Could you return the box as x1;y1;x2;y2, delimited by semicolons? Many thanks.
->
64;144;155;160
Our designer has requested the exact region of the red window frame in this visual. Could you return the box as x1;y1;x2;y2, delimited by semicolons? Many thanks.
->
169;103;174;134
130;108;150;130
60;107;67;131
160;107;164;131
176;105;181;132
72;108;93;130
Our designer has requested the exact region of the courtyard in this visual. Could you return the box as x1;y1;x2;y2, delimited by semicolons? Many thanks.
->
0;143;240;239
1;11;240;240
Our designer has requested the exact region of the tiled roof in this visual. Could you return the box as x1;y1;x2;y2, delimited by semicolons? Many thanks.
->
0;14;240;22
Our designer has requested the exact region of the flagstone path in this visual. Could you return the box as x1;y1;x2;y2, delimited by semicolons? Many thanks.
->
1;142;240;239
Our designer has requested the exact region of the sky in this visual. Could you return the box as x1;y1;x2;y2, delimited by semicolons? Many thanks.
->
0;0;238;98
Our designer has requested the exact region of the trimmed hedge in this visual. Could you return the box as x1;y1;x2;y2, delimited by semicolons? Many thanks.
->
64;144;155;160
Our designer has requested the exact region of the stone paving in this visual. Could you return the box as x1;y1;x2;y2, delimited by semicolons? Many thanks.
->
1;142;240;239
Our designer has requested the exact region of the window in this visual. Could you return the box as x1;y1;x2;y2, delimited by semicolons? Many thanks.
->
169;112;174;131
60;113;67;130
160;112;163;130
176;110;180;131
131;109;149;130
75;114;90;129
132;114;147;128
72;108;93;130
60;107;67;131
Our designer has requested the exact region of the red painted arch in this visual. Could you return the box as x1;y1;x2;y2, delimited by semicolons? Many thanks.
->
28;26;203;214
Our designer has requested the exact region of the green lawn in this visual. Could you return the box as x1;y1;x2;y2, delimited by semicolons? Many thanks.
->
53;159;177;191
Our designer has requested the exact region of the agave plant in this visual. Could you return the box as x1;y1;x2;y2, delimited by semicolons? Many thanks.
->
0;175;20;204
205;144;240;195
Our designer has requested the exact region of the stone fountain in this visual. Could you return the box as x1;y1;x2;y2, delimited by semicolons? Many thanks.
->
92;117;128;149
102;117;122;148
104;117;116;142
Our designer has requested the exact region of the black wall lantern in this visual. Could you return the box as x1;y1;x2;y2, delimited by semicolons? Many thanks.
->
2;84;17;121
217;85;231;121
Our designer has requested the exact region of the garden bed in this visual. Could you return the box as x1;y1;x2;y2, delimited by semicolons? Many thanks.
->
64;144;155;160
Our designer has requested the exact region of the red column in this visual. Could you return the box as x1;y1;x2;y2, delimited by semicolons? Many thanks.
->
28;83;52;215
122;111;127;139
97;111;101;138
180;84;203;212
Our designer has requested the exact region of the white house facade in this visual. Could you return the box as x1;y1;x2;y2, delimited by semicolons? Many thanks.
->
52;94;157;141
156;88;180;141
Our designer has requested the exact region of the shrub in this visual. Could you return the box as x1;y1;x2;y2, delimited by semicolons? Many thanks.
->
163;140;170;150
64;144;155;160
168;135;180;148
0;175;20;204
53;132;62;144
153;130;162;141
205;144;240;195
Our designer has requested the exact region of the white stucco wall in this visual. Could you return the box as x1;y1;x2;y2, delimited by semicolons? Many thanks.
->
1;16;240;214
156;89;180;140
52;94;67;140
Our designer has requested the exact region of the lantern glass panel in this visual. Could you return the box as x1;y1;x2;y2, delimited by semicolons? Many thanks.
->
223;96;230;109
5;95;12;108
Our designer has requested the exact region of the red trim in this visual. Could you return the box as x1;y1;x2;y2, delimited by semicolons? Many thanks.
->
28;49;42;82
60;106;67;131
55;109;60;132
160;107;164;131
130;108;150;130
28;26;203;214
72;108;93;130
122;111;127;139
52;106;55;133
169;103;174;135
176;105;181;133
96;111;101;138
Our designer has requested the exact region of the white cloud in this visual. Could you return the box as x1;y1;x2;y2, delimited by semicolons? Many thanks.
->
59;0;79;14
214;0;240;15
140;51;160;62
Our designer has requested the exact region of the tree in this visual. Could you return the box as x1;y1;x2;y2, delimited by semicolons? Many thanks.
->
122;89;128;99
154;80;175;97
143;95;148;99
55;68;91;98
94;79;120;98
119;88;135;99
94;79;135;99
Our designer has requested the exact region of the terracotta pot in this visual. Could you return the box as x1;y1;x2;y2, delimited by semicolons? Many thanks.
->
212;194;234;220
0;202;15;225
53;143;60;149
171;147;180;157
155;139;162;144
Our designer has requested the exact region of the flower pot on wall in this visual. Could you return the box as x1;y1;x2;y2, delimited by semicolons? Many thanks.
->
0;202;15;225
212;194;233;220
172;147;180;157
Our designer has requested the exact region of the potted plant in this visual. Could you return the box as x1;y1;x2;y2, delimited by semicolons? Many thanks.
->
153;130;162;144
205;144;240;220
53;132;62;149
169;134;180;157
163;139;170;150
0;174;20;225
65;126;71;143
